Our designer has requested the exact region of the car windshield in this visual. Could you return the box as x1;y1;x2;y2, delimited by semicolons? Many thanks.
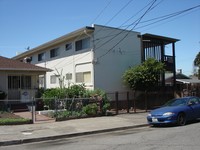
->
163;98;187;106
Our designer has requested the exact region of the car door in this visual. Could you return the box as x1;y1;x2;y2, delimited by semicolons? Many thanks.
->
188;97;200;119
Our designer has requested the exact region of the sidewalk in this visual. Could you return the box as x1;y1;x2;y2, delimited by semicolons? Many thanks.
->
0;113;148;146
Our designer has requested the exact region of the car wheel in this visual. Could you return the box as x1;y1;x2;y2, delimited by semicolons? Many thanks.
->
177;113;186;126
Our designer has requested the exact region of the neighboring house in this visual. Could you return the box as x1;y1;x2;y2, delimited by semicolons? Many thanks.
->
165;72;200;96
0;56;51;102
13;24;179;92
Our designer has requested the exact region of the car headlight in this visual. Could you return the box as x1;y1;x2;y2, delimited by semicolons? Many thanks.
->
163;112;174;116
147;113;152;117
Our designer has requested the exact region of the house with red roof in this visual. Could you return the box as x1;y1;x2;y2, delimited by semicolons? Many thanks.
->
0;56;51;103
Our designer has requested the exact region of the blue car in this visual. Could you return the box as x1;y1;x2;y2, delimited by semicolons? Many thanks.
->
147;96;200;126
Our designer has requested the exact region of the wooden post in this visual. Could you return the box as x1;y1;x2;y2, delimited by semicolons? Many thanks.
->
133;90;136;113
115;91;119;115
31;97;35;124
127;91;130;113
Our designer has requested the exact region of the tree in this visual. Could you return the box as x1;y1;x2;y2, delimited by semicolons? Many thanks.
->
54;68;65;89
123;58;165;111
123;58;165;91
193;52;200;78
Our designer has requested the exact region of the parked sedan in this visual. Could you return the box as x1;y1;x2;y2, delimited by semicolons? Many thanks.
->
147;96;200;126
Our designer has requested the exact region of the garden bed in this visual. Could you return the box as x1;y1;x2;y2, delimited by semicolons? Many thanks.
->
0;112;31;125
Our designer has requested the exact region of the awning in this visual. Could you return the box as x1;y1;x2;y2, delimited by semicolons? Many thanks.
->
176;79;200;84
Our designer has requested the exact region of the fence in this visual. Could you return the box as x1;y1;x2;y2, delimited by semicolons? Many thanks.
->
106;90;175;115
0;88;186;123
0;97;103;123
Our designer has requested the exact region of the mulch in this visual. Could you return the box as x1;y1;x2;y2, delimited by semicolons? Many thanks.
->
0;112;22;119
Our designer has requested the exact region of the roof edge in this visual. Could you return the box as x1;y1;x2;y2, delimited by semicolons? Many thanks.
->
12;26;95;60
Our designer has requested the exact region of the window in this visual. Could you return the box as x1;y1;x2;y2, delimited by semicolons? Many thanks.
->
21;76;31;89
39;76;44;88
50;75;57;84
38;53;45;61
8;75;31;89
75;37;90;51
76;71;91;83
66;43;72;51
50;48;59;58
66;73;72;80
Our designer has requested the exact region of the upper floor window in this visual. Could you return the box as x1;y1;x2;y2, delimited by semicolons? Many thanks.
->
38;53;45;61
50;48;59;58
66;43;72;51
75;37;90;51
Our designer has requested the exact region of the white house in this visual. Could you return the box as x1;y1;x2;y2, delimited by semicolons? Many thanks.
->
13;24;179;92
13;25;141;92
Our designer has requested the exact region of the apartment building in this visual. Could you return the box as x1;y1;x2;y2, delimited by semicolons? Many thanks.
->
13;24;178;92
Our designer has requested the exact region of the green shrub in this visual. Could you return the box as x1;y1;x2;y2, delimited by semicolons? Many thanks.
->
84;89;110;115
42;88;66;99
66;84;86;98
55;110;86;121
0;118;31;125
83;103;98;116
0;90;7;100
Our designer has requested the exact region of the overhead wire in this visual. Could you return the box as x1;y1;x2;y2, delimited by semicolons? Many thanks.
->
132;4;200;30
90;0;113;24
54;0;136;69
97;0;158;60
93;0;160;50
94;3;200;54
53;2;200;69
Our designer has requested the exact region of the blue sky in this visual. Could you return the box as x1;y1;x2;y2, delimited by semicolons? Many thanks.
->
0;0;200;75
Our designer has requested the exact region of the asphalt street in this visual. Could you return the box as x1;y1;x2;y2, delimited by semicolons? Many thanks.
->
2;121;200;150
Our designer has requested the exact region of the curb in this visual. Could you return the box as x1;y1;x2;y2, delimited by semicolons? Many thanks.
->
0;124;148;146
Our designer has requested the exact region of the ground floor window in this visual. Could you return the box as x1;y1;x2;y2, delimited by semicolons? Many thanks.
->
75;71;91;83
8;75;32;89
39;76;45;88
50;75;57;84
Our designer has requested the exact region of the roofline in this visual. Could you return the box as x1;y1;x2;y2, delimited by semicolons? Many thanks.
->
141;33;180;44
0;68;52;72
13;26;95;60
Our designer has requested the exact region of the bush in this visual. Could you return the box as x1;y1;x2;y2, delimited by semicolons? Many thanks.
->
0;90;7;100
41;86;110;115
83;103;98;116
66;84;86;98
0;118;31;125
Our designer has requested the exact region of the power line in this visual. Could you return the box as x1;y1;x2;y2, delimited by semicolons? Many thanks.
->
97;0;158;60
93;0;161;50
54;0;160;69
104;0;135;26
90;0;112;24
93;3;199;50
132;4;200;30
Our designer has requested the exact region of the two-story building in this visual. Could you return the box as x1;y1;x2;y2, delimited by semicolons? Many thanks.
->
13;24;179;93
